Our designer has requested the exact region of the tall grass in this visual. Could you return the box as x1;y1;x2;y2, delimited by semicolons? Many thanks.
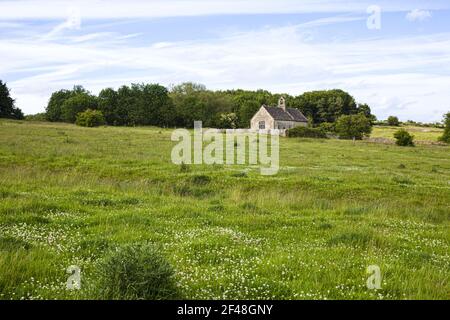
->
0;119;448;299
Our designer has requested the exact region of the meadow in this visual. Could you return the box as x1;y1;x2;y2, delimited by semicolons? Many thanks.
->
371;125;444;143
0;120;449;300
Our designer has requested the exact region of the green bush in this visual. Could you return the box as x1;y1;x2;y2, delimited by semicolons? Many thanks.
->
24;113;47;122
387;116;400;126
335;114;372;140
218;112;238;129
75;109;105;127
438;112;450;143
96;243;179;300
318;122;335;134
394;129;415;146
191;174;211;185
287;126;327;138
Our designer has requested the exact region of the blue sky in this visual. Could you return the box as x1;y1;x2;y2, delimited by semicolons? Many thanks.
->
1;0;450;122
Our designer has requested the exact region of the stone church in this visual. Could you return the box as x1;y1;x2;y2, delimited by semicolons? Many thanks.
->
250;97;308;130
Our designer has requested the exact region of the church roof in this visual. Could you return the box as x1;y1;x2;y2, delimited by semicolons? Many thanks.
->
263;106;308;122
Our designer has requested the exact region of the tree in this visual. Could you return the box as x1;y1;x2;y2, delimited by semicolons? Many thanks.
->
394;129;414;146
75;109;105;127
170;82;208;128
129;83;174;127
357;103;377;123
387;116;400;126
227;89;273;128
438;112;450;143
335;114;372;140
170;83;233;128
46;85;88;122
295;89;360;124
45;83;378;130
46;89;72;121
61;93;98;123
218;113;238;129
97;88;119;125
113;83;175;127
236;100;260;128
115;85;134;126
0;80;24;120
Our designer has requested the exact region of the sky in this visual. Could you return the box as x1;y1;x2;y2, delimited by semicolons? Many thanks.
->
1;0;450;122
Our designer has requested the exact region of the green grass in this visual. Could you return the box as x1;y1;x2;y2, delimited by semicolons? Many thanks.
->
371;125;444;142
0;119;449;300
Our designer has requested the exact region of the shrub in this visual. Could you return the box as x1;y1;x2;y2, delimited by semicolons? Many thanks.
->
96;243;179;300
287;126;327;138
24;113;47;121
75;109;105;127
394;129;415;146
191;174;211;185
387;116;400;126
335;114;372;140
438;112;450;143
318;122;335;134
218;112;238;129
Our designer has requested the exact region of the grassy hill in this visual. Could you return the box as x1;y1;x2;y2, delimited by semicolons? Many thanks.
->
0;120;448;299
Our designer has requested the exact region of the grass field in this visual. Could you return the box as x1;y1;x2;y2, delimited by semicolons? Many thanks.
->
371;125;444;143
0;119;449;300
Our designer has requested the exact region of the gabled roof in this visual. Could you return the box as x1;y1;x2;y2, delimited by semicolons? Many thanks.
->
263;106;308;122
286;108;309;122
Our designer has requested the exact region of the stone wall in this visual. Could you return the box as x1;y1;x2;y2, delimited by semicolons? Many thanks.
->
274;120;307;130
250;107;274;130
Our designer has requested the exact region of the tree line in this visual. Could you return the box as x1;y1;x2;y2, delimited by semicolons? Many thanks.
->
2;79;449;143
43;82;376;128
0;80;450;142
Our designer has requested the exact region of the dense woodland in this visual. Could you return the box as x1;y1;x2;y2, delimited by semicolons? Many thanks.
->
43;82;376;128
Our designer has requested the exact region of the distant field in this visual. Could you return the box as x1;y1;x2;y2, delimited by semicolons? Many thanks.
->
371;125;444;143
0;120;449;300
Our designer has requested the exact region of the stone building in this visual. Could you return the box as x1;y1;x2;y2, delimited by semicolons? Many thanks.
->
250;97;308;130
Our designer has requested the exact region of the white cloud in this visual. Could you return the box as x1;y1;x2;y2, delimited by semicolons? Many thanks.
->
406;9;432;22
2;4;450;122
0;0;449;20
43;7;81;40
0;22;24;28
